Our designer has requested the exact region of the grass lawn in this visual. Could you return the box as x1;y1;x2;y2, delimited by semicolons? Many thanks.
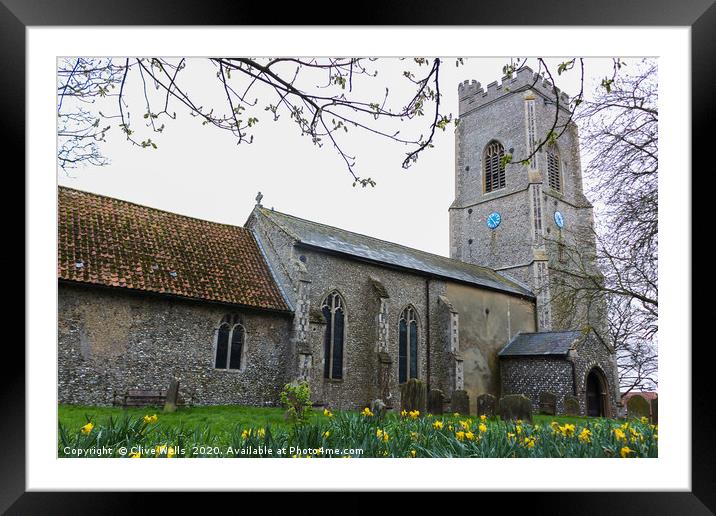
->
59;403;601;437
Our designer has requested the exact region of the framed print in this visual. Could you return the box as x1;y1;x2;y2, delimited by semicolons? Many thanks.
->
5;0;713;511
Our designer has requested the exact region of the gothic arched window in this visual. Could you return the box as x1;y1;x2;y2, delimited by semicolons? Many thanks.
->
484;141;506;193
398;306;419;383
215;314;245;370
547;145;562;192
322;291;345;379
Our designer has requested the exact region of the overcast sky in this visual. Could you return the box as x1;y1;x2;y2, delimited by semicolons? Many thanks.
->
57;57;639;256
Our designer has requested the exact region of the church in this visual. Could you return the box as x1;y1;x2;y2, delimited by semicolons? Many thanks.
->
57;68;620;417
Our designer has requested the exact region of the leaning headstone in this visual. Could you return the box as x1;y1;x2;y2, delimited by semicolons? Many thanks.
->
400;378;427;414
499;394;532;423
627;394;650;421
163;378;180;413
450;390;470;415
564;395;580;416
539;392;557;415
427;389;444;415
370;399;387;420
650;397;658;425
476;393;496;418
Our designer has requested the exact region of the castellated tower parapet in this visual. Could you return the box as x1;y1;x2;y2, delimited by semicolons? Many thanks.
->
458;67;571;116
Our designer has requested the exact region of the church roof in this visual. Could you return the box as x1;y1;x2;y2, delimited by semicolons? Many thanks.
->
257;207;534;298
57;187;290;313
499;331;584;357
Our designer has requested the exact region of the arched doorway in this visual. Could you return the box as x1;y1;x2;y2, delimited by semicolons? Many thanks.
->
586;368;608;417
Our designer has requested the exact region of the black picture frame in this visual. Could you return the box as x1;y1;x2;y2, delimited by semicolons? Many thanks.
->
6;0;711;511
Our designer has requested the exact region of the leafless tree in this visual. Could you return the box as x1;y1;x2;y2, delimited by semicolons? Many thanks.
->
545;60;658;394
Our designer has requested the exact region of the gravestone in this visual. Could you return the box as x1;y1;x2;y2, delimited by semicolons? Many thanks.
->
650;397;658;424
539;392;557;415
476;393;496;418
427;389;444;415
564;395;580;416
400;378;427;414
370;399;387;420
627;394;650;420
450;390;470;416
499;394;532;423
163;378;180;413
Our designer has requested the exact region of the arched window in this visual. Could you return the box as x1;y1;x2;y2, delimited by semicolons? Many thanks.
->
547;145;562;192
322;291;345;379
214;314;245;370
398;306;418;383
484;141;506;193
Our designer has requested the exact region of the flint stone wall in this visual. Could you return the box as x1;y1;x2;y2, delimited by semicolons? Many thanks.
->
58;282;291;406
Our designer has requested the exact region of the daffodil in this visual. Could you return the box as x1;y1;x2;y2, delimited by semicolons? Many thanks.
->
456;431;466;441
453;412;460;417
257;428;266;438
579;428;592;443
459;420;470;430
432;420;444;430
401;409;408;417
167;447;176;458
479;414;487;422
507;432;516;440
465;431;475;441
376;428;389;442
614;428;626;442
640;416;649;424
323;408;333;418
560;424;576;437
323;430;330;438
129;451;141;458
524;436;536;449
516;425;523;435
361;407;374;417
620;446;634;458
241;429;252;439
409;410;420;419
479;423;487;433
143;414;158;424
410;431;419;440
409;450;417;458
80;422;94;434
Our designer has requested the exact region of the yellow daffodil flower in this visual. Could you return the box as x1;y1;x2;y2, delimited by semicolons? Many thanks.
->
143;414;158;424
614;428;626;442
465;431;475;441
640;417;649;424
361;407;374;417
410;450;417;458
80;422;94;434
409;410;420;419
401;409;408;417
456;431;466;441
579;428;592;443
479;423;487;433
323;430;331;438
257;428;266;438
129;451;141;458
620;446;634;458
459;420;470;430
323;408;333;418
167;447;176;458
480;414;487;422
432;420;444;430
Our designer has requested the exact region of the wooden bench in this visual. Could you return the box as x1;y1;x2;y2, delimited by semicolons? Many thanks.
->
113;389;185;408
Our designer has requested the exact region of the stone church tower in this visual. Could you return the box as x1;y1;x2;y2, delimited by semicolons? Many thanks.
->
449;67;602;332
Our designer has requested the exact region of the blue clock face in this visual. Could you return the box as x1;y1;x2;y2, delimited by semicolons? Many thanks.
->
487;212;501;229
554;211;564;228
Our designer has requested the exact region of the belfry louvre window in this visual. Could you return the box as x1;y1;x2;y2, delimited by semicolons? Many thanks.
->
399;306;419;383
484;141;506;193
215;314;245;370
547;146;562;192
322;291;345;380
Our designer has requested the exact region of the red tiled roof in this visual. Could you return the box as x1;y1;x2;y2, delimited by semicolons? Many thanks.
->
57;187;289;312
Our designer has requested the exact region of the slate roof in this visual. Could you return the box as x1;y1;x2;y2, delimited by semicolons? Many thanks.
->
499;331;584;357
58;187;289;312
258;208;534;298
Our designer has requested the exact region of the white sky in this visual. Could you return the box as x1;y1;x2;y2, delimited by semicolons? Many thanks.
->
57;57;637;256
